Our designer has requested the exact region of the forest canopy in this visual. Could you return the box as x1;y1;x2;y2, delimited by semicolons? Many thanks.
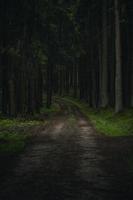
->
0;0;133;116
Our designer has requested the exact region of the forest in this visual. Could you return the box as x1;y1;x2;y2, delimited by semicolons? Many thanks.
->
0;0;133;200
0;0;133;116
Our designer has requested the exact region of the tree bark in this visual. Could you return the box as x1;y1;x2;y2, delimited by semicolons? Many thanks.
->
115;0;123;112
100;0;108;107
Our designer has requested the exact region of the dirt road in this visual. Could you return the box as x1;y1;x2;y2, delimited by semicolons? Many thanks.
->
0;104;133;200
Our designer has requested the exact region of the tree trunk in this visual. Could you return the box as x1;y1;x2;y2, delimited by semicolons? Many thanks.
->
46;62;53;109
9;78;16;116
100;0;108;107
131;65;133;107
115;0;123;112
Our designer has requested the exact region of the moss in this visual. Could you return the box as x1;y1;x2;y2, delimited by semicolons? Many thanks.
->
40;103;61;116
68;114;77;126
0;103;60;155
0;119;42;129
0;119;44;154
0;131;28;154
63;97;133;137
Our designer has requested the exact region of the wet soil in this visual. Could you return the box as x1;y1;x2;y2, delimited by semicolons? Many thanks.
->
0;104;133;200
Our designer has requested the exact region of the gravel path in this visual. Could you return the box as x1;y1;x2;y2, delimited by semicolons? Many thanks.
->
0;105;133;200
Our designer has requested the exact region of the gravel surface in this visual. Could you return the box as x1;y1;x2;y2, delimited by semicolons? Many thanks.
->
0;104;133;200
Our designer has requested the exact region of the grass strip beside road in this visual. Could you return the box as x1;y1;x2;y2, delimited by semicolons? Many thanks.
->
62;97;133;137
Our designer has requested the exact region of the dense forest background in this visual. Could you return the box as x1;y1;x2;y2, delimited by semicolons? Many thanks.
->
0;0;133;117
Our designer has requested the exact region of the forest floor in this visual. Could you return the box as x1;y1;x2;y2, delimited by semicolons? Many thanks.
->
0;102;133;200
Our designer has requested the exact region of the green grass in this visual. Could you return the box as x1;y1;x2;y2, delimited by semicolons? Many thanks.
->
63;97;133;137
40;103;60;116
0;119;42;129
68;114;77;126
0;131;29;154
0;119;44;155
0;103;60;155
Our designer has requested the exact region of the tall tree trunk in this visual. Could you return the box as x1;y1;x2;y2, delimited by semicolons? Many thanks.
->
9;78;16;116
131;65;133;107
46;62;53;108
100;0;108;107
115;0;123;112
73;61;78;98
1;52;9;115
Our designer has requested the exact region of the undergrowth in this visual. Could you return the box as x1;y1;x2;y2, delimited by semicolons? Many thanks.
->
63;97;133;137
0;103;60;155
0;119;44;154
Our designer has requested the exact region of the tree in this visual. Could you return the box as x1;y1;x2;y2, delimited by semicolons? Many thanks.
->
100;0;108;108
115;0;123;112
